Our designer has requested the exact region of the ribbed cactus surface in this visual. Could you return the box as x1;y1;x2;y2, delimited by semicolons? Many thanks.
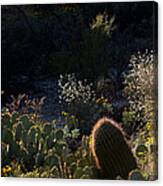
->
90;117;137;179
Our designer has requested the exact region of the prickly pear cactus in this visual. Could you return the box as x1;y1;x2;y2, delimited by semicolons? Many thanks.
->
1;96;94;178
128;169;145;180
90;117;137;179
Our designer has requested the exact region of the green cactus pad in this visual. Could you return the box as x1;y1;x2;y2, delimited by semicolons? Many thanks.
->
20;115;33;131
2;114;12;128
35;152;45;166
43;123;52;134
55;129;64;140
2;128;13;144
73;167;83;178
128;169;145;180
15;123;23;141
45;154;59;167
27;126;38;144
11;111;19;124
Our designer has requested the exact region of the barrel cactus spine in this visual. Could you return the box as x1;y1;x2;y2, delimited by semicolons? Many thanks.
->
90;117;137;179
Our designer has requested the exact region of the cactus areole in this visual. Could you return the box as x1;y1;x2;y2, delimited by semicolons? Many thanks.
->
90;117;137;179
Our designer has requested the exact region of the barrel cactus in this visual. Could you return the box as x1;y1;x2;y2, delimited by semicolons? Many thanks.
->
90;117;137;179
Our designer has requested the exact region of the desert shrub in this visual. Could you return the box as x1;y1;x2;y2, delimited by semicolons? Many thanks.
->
123;49;157;133
76;13;115;78
58;74;113;134
49;13;115;79
84;13;115;78
58;73;95;104
5;94;46;114
122;50;157;180
90;13;116;36
128;119;157;180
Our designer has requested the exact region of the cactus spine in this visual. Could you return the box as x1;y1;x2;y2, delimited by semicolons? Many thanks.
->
90;117;137;179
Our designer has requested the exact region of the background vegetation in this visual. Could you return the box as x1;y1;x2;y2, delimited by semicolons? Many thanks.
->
1;2;158;180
